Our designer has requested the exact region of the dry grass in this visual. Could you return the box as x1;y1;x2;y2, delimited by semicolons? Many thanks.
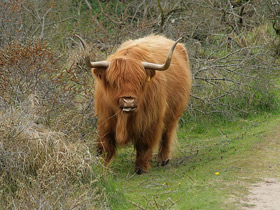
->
0;103;109;209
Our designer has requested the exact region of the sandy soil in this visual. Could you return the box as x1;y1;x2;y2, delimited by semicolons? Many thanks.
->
241;123;280;210
242;179;280;210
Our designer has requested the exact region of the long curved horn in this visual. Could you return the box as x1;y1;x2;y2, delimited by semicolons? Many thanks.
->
75;34;109;69
142;38;182;71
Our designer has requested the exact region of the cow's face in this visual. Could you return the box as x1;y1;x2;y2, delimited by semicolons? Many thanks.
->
93;58;155;114
76;35;179;114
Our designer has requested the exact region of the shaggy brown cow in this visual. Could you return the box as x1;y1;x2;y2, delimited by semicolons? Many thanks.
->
76;35;191;174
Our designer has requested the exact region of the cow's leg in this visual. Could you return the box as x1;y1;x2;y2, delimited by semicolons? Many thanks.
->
158;120;178;166
134;124;163;174
97;130;116;165
134;141;153;174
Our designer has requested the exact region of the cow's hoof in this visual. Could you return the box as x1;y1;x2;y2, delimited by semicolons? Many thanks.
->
135;167;147;175
158;159;170;166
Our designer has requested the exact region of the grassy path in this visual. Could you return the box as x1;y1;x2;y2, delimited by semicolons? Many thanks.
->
108;113;280;209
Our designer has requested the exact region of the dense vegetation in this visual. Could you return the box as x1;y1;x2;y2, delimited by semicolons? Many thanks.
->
0;0;279;209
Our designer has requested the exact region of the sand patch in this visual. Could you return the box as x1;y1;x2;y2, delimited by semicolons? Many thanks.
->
242;178;280;210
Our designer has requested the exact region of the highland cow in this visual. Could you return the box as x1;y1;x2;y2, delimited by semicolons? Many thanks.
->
76;35;191;174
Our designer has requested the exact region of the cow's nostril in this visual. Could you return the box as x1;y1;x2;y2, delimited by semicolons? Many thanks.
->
123;98;134;104
119;97;138;114
119;97;137;106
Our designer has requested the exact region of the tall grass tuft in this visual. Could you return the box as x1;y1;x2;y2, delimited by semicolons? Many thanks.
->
0;104;112;209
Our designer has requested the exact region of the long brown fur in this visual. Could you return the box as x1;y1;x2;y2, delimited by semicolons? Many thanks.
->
93;35;191;174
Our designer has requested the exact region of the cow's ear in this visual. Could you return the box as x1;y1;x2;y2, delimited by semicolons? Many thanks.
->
145;69;156;81
92;68;106;80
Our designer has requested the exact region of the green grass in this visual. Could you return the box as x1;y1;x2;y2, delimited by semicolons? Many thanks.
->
107;111;280;209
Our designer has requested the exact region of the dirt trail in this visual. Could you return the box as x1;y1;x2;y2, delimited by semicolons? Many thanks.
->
243;178;280;210
241;125;280;210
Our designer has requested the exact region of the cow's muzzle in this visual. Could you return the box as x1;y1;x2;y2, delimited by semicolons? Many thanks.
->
119;97;138;114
